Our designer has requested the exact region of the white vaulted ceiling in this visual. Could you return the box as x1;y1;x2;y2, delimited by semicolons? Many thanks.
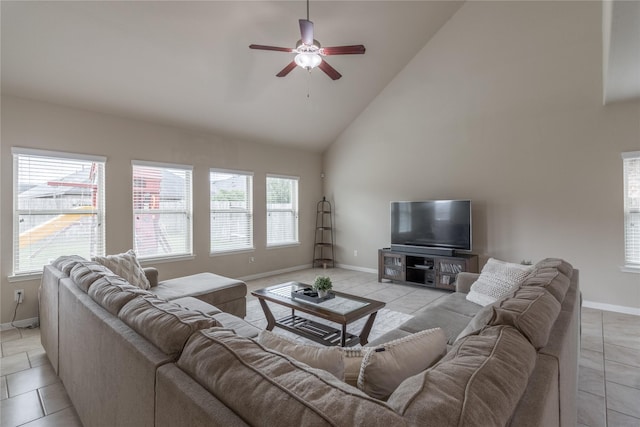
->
1;1;463;151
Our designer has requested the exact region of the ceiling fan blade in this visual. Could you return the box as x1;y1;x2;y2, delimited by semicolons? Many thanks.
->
276;61;297;78
318;60;342;80
320;45;366;55
249;44;293;53
299;19;314;45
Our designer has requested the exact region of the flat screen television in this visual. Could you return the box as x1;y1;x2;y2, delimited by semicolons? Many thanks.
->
390;200;472;255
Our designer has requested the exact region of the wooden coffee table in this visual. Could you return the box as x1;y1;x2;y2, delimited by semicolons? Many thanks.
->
251;282;385;347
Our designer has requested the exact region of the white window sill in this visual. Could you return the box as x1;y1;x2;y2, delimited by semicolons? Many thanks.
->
139;254;195;266
620;265;640;274
8;272;42;283
266;242;301;250
210;248;255;257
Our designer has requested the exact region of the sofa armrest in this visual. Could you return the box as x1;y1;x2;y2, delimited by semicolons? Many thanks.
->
455;272;480;294
143;267;159;288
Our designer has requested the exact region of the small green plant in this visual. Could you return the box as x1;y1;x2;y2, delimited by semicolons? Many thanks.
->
313;276;333;292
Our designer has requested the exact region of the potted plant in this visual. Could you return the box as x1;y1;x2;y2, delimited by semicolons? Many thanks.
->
313;276;333;298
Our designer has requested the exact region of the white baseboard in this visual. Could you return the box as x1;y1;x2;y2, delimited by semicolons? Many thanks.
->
238;263;377;282
1;317;40;331
335;263;377;274
582;300;640;316
238;264;312;282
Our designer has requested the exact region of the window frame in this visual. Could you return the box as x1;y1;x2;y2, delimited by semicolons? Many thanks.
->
11;147;106;278
210;168;254;255
622;151;640;272
131;160;193;262
266;174;300;248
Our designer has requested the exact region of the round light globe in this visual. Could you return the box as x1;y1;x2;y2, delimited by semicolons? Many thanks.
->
295;52;322;70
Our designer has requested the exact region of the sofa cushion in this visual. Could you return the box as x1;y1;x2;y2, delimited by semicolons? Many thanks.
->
456;287;561;349
521;264;571;303
455;302;495;342
93;249;151;290
152;272;246;304
88;275;151;316
533;258;573;278
177;329;406;426
387;325;536;426
211;312;260;338
358;328;447;401
171;296;222;316
491;287;561;349
399;306;473;345
118;296;219;357
466;258;532;306
51;255;86;276
257;330;345;380
70;260;113;293
430;292;484;317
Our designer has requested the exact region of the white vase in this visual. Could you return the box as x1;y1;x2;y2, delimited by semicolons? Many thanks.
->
317;290;328;298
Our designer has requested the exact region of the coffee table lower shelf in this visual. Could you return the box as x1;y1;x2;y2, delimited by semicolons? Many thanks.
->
276;314;360;347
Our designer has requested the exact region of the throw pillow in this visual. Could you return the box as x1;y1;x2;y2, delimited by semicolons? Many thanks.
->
358;327;447;401
256;330;345;380
466;258;532;306
93;249;151;290
343;348;365;387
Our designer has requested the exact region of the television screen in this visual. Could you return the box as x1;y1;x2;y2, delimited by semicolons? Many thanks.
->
390;200;472;251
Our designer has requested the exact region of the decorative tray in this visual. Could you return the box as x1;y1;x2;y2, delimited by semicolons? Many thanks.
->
291;287;335;304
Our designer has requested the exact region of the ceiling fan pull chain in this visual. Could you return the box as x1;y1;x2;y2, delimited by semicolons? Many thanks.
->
307;69;312;98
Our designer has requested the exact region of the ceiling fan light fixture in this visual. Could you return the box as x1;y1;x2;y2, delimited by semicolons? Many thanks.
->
294;52;322;70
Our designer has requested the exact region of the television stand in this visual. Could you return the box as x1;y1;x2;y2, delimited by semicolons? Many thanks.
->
390;244;456;257
378;248;478;291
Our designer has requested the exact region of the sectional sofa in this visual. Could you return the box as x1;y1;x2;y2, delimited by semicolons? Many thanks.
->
40;256;579;427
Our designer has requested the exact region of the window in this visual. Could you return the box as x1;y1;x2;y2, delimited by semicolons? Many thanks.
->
12;148;106;276
623;151;640;270
132;161;193;260
266;175;299;247
210;169;253;254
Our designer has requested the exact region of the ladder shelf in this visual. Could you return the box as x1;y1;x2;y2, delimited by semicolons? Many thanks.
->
313;197;335;268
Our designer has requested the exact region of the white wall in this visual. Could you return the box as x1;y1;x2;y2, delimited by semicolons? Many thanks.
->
1;96;323;323
324;1;640;309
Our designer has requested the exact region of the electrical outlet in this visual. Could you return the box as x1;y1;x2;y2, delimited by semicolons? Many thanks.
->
14;289;24;304
354;250;358;257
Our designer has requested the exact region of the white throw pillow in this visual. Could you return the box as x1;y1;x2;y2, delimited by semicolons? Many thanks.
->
93;249;151;290
357;328;447;401
466;258;532;306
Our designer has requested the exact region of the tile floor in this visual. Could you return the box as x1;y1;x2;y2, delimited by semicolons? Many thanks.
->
1;267;639;426
578;307;640;426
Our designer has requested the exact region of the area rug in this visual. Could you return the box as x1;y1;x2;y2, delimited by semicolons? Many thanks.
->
245;303;413;347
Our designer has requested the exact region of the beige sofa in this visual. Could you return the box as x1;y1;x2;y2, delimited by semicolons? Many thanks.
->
40;256;579;427
39;256;257;427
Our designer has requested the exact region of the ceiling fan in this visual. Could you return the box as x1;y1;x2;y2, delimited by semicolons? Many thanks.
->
249;0;365;80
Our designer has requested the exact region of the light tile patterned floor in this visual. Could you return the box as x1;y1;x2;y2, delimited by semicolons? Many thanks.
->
1;268;638;426
578;307;640;427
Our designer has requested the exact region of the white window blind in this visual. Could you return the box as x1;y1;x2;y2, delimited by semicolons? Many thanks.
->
132;161;193;260
266;175;299;246
210;169;253;254
623;151;640;269
12;148;106;276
